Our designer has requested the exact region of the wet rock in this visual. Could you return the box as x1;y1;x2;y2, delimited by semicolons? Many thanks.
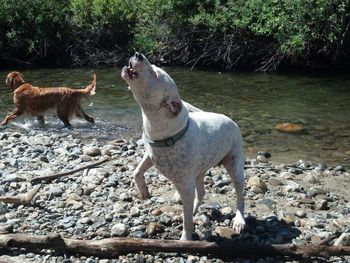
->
257;155;268;163
258;151;271;158
334;165;345;172
275;123;304;133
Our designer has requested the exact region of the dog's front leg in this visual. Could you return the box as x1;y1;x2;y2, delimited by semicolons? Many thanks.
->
133;153;153;199
1;108;23;126
176;182;195;240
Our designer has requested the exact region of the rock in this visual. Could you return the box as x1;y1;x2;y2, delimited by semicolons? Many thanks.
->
305;173;320;183
215;226;237;238
247;176;268;194
258;151;271;158
80;155;92;162
0;203;9;214
317;199;328;210
146;222;165;236
119;193;132;202
295;209;307;218
334;165;345;172
268;177;284;186
111;223;129;237
82;146;101;157
307;187;327;197
275;123;305;133
257;155;268;163
130;207;140;217
194;214;210;226
279;172;295;180
284;181;302;192
220;207;233;216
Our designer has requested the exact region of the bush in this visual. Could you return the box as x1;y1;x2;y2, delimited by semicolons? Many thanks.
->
0;0;349;70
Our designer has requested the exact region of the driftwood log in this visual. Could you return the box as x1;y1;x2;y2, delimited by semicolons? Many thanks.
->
0;233;349;259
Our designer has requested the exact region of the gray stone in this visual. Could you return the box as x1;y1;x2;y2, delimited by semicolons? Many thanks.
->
284;180;302;192
83;146;101;157
111;223;129;237
0;203;8;214
247;176;268;194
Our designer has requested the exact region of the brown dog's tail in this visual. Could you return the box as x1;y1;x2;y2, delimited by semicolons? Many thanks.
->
83;73;96;95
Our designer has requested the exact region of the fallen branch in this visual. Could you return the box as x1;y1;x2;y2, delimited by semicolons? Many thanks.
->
0;185;40;205
31;156;110;184
0;233;349;259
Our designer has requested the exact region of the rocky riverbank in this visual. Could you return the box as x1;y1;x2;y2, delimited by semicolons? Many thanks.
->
0;129;349;263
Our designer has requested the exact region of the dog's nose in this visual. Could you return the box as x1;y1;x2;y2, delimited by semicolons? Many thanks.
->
135;52;144;61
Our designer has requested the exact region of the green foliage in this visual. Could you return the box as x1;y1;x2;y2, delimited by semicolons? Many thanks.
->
0;0;349;70
0;0;71;59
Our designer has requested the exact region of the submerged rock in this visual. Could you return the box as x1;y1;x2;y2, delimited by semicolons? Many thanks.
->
275;123;305;133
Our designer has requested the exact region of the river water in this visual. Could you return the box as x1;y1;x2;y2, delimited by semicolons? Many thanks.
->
1;67;349;168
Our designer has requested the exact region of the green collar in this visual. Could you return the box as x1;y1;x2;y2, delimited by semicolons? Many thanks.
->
144;119;190;147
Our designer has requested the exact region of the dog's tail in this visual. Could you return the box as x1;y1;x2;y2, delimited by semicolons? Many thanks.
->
83;73;96;95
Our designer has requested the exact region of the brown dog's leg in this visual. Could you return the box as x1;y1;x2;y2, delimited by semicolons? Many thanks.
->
75;105;94;123
57;107;71;127
1;109;23;125
37;115;45;126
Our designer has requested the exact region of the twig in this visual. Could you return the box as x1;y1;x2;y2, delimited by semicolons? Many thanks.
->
0;185;40;205
30;156;111;184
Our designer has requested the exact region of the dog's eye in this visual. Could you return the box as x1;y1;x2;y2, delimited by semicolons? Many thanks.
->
129;61;132;68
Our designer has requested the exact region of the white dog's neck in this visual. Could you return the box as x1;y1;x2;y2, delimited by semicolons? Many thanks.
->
142;105;189;141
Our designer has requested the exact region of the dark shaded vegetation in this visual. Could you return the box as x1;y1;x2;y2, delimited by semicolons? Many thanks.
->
1;0;349;71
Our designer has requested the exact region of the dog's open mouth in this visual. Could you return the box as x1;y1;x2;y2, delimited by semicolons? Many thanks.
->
126;61;137;79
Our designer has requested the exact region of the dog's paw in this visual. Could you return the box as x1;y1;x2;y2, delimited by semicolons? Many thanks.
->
232;210;246;234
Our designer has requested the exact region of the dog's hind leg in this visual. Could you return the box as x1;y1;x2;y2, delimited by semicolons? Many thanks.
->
193;173;205;215
37;115;45;126
133;153;153;199
75;105;94;123
57;107;71;127
222;150;246;234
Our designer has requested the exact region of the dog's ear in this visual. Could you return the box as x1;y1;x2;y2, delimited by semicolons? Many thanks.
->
6;72;24;90
163;96;182;116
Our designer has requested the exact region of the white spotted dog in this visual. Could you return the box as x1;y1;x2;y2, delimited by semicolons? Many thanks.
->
121;52;246;241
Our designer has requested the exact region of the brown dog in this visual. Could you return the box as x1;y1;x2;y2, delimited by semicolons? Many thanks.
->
2;71;96;127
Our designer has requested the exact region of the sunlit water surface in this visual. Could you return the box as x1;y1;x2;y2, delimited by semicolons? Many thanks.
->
0;67;349;168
